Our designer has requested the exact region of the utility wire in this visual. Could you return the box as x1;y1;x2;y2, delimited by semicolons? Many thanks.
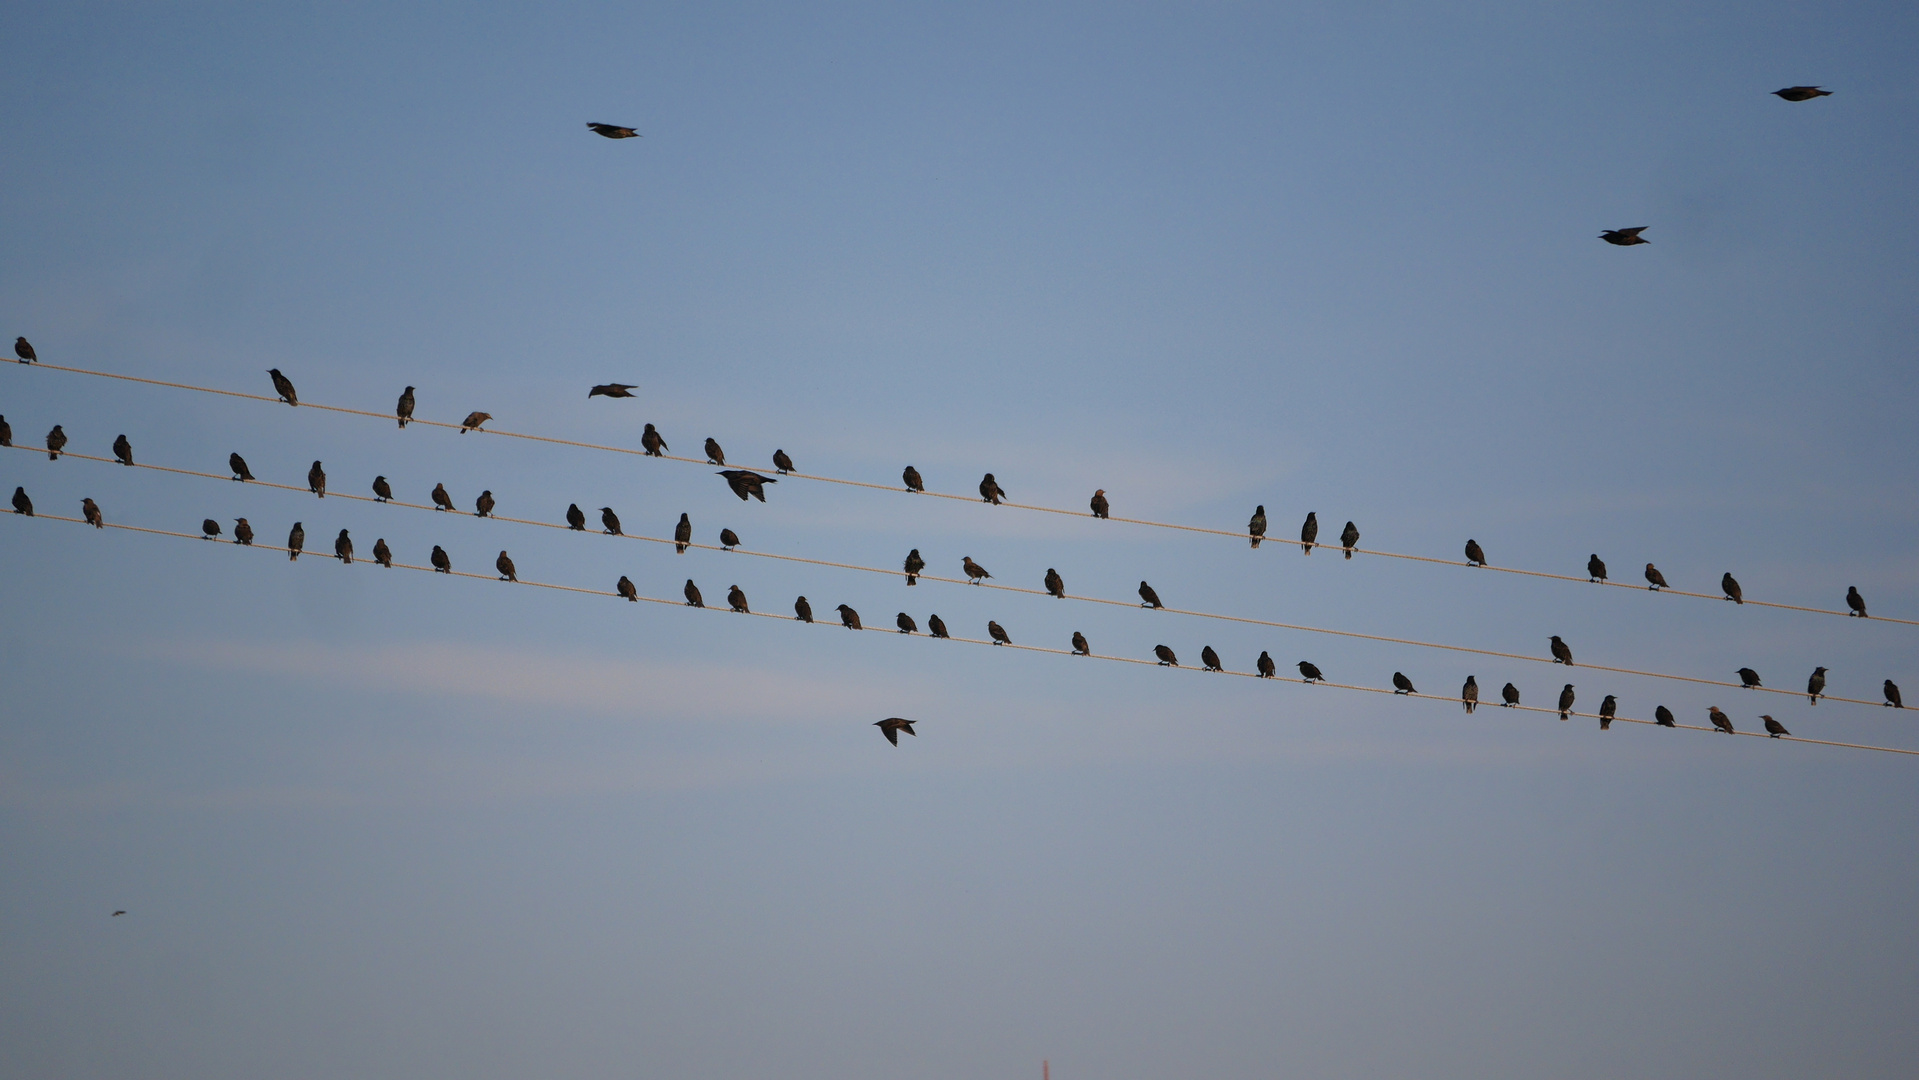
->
3;440;1902;712
10;360;1910;628
6;506;1912;758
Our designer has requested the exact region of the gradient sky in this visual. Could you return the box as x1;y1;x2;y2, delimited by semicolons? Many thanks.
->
3;3;1917;1078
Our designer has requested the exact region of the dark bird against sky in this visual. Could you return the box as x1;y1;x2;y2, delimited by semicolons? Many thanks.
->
587;122;641;138
588;383;637;398
875;718;916;746
229;453;253;481
396;386;414;428
1600;227;1649;246
268;368;298;405
642;423;667;456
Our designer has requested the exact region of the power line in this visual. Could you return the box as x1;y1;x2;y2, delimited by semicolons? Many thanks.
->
10;360;1909;628
3;440;1903;712
6;506;1911;758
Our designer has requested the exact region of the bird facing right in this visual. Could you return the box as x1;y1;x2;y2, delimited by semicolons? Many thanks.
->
14;336;36;363
979;473;1006;505
1644;563;1669;590
229;453;254;481
1721;573;1743;604
1137;581;1162;609
1464;539;1487;566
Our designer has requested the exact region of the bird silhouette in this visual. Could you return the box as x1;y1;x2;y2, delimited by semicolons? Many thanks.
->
201;519;221;539
674;513;691;552
1340;521;1360;559
1044;568;1065;598
896;612;917;634
962;556;992;584
396;386;414;428
113;434;133;466
836;604;861;630
1248;505;1266;548
1138;581;1163;609
1393;672;1416;695
683;580;703;607
10;487;30;516
111;910;125;917
1721;573;1743;603
496;551;516;582
1257;651;1276;678
335;529;353;563
81;497;102;528
772;449;794;474
1600;227;1649;246
704;438;726;465
566;503;585;530
459;411;491;434
1557;684;1576;720
589;383;638;398
1708;707;1735;734
1299;661;1324;682
475;491;494;518
875;717;916;746
1464;539;1487;566
1773;86;1831;101
1462;675;1478;712
903;549;924;586
0;415;9;446
14;336;36;363
1155;645;1179;666
1762;715;1789;738
1587;554;1607;583
1598;694;1617;730
1655;705;1676;727
1202;646;1223;671
432;483;454;511
642;423;667;456
1846;587;1867;617
1299;512;1318;554
603;507;624;535
1550;635;1574;666
587;122;640;138
229;453;254;481
287;522;305;560
1884;680;1902;708
988;621;1011;645
719;528;740;551
1072;631;1090;656
1501;682;1520;707
430;545;450;573
1738;668;1763;688
372;476;393;502
794;596;813;622
45;425;66;460
719;470;776;502
1807;667;1827;705
921;613;949;639
373;538;392;567
268;368;298;405
233;518;253;545
617;576;638;601
902;465;924;492
1090;489;1109;519
1644;563;1669;590
727;585;749;613
308;461;326;497
979;473;1006;505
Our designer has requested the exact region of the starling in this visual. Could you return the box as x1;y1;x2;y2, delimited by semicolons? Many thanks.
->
1072;631;1090;656
373;538;392;567
1340;521;1360;559
902;465;924;492
674;512;690;552
475;490;494;518
1721;572;1743;604
1738;668;1762;688
962;556;992;584
1464;539;1487;566
459;411;491;434
1550;635;1574;666
308;461;326;497
1644;563;1669;590
1772;86;1831;101
1558;684;1576;720
432;483;454;511
617;575;637;601
1708;706;1735;734
14;336;36;363
1462;675;1478;713
1762;715;1789;738
1598;694;1617;730
1885;680;1902;708
1044;568;1065;598
496;551;516;582
794;596;814;622
719;470;776;502
81;497;102;528
587;122;641;138
1248;505;1266;548
1155;644;1179;666
928;614;949;638
287;522;305;560
45;425;66;460
704;438;726;465
1202;646;1223;671
229;453;254;481
430;545;450;573
1090;489;1109;519
1299;661;1325;682
233;518;253;545
113;434;133;466
201;518;221;539
896;612;917;634
566;503;585;530
369;476;392;503
1392;672;1416;695
1137;581;1163;609
1501;682;1520;707
1587;554;1607;583
987;620;1011;645
979;473;1006;505
875;717;916;746
588;383;638;398
1846;586;1867;617
683;579;703;607
397;386;415;428
10;487;30;515
335;529;353;563
727;585;749;613
603;507;625;536
268;368;298;405
0;414;9;446
642;423;667;456
903;548;925;585
772;449;794;474
1599;227;1649;246
719;528;740;551
1299;511;1318;554
836;604;861;630
1257;651;1276;678
1655;705;1676;727
1807;666;1826;705
111;911;125;917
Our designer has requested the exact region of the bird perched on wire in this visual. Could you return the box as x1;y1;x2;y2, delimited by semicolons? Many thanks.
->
589;383;637;399
496;551;517;582
927;614;950;638
719;528;740;551
1721;573;1743;604
772;449;795;474
1339;521;1359;559
233;518;253;545
903;549;924;585
794;596;813;622
1885;680;1902;708
566;503;585;530
287;522;305;560
1248;505;1266;548
1587;554;1607;583
361;476;390;503
1154;645;1179;666
1501;682;1520;707
962;556;992;584
875;717;916;746
0;415;9;446
268;368;298;405
1072;632;1090;656
1257;651;1276;678
458;411;492;434
1807;667;1827;705
1044;568;1065;599
1462;675;1478;712
1738;667;1762;688
719;470;776;502
430;545;450;573
373;538;392;567
332;529;352;563
617;575;637;601
836;604;861;630
602;507;624;536
1557;684;1576;720
1299;661;1325;682
1762;715;1789;738
727;585;749;613
45;424;67;461
1392;672;1416;695
1201;646;1223;672
1598;694;1617;730
1550;635;1574;666
475;491;495;518
1090;489;1109;519
229;453;254;481
14;336;36;363
1655;705;1676;727
703;438;726;465
432;483;454;511
587;122;640;138
1846;587;1867;617
1138;581;1163;609
1299;512;1318;554
396;386;414;428
902;465;924;492
1644;563;1669;590
987;621;1011;645
1600;227;1649;246
1773;86;1831;101
1708;706;1735;735
82;497;103;528
896;612;917;634
201;519;221;540
674;513;691;552
642;423;667;456
308;461;326;497
683;580;703;607
1464;539;1487;566
113;434;133;466
979;473;1006;505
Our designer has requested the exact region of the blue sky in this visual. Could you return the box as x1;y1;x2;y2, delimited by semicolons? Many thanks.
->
3;3;1917;1078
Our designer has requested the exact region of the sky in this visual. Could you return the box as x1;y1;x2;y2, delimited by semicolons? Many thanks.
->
2;2;1917;1077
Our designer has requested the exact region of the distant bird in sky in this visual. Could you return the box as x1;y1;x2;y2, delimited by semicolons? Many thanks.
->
1044;568;1065;598
704;438;726;465
1248;505;1266;548
45;425;66;460
1392;672;1416;695
229;453;254;481
1557;684;1576;720
113;434;133;466
928;614;949;638
373;538;392;567
308;460;326;497
902;465;924;492
370;476;392;502
1137;581;1162;609
1762;715;1789;738
1600;227;1649;246
1708;707;1735;734
587;122;641;138
1340;521;1359;559
836;604;861;630
896;612;917;634
10;487;29;515
566;503;585;530
979;473;1006;505
1598;694;1617;730
589;383;638;398
1655;705;1676;727
475;491;494;518
1885;680;1902;708
397;386;414;428
1738;668;1763;688
962;556;992;584
642;423;667;456
1090;489;1109;519
81;497;102;528
674;513;691;552
432;483;454;511
1721;573;1743;603
903;549;924;585
772;449;794;474
233;518;253;545
1501;682;1520;707
1846;587;1868;617
875;717;916;746
719;528;739;551
1550;635;1574;666
1462;675;1478;712
1299;512;1318;554
988;620;1011;645
1299;661;1325;682
719;470;775;502
1201;646;1223;671
430;545;450;573
201;519;221;540
1464;539;1487;566
683;579;703;607
1773;86;1831;101
111;910;124;916
603;507;624;535
335;529;353;564
794;596;813;622
1587;554;1607;583
496;551;516;582
1807;667;1827;705
1072;631;1090;656
268;368;298;405
1644;563;1669;590
727;585;748;613
287;522;305;560
14;336;36;363
1155;644;1179;666
1257;651;1276;678
459;411;491;434
616;575;637;601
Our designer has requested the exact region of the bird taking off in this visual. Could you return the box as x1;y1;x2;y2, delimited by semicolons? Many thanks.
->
1644;563;1669;590
230;453;254;481
772;449;794;474
1846;587;1867;617
1248;505;1266;548
1773;86;1831;101
1392;672;1416;695
459;412;491;434
1721;573;1743;603
961;557;992;584
903;549;924;586
397;386;414;428
1462;675;1478;713
1137;581;1163;609
1762;715;1789;738
1299;512;1318;554
268;369;298;405
902;465;924;492
1464;539;1487;566
1708;706;1735;734
1600;227;1649;246
979;473;1006;505
1154;645;1178;666
1550;635;1574;666
1090;489;1109;519
588;383;637;398
704;438;726;465
113;434;133;466
14;337;36;363
587;122;641;138
719;470;776;502
875;717;916;746
642;423;667;456
1587;554;1607;582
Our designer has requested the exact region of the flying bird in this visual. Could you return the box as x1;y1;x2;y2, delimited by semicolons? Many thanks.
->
268;368;298;405
727;585;749;613
14;336;36;363
794;596;813;622
1464;539;1487;566
719;470;776;502
45;425;66;460
1202;647;1223;672
201;519;221;539
430;545;450;573
837;604;861;630
674;513;690;552
1090;489;1109;519
82;497;102;528
1885;680;1902;708
987;621;1011;645
979;473;1006;505
588;383;638;398
1738;667;1763;688
1557;684;1576;720
896;612;917;634
1708;706;1735;735
772;449;794;474
233;518;253;545
1762;715;1789;738
704;438;726;465
1587;554;1607;583
1340;521;1359;559
1462;675;1478;712
1248;505;1266;548
962;556;992;584
719;528;740;551
1600;227;1649;246
642;423;667;456
229;453;254;481
903;549;924;585
616;576;637;601
432;483;454;511
1721;573;1743;603
474;491;495;518
10;487;30;516
1299;661;1324;682
396;386;414;428
1257;651;1276;678
1846;587;1867;617
111;910;125;917
603;507;624;535
1550;635;1574;666
1655;705;1676;727
373;538;392;567
459;411;491;434
1772;86;1831;101
683;580;703;607
566;503;585;530
496;551;516;582
113;434;133;466
367;476;392;503
1044;568;1065;599
1644;563;1669;590
1807;666;1827;705
927;614;949;638
1501;682;1520;707
1392;672;1416;695
1137;581;1163;609
1072;631;1090;656
1299;512;1318;554
335;529;353;563
1598;694;1617;730
587;122;641;138
902;465;924;492
1155;644;1179;666
308;461;326;497
287;522;305;560
875;717;916;746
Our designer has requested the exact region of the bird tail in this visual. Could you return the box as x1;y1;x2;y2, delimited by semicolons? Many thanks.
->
1249;537;1260;548
676;543;687;554
1344;549;1352;560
